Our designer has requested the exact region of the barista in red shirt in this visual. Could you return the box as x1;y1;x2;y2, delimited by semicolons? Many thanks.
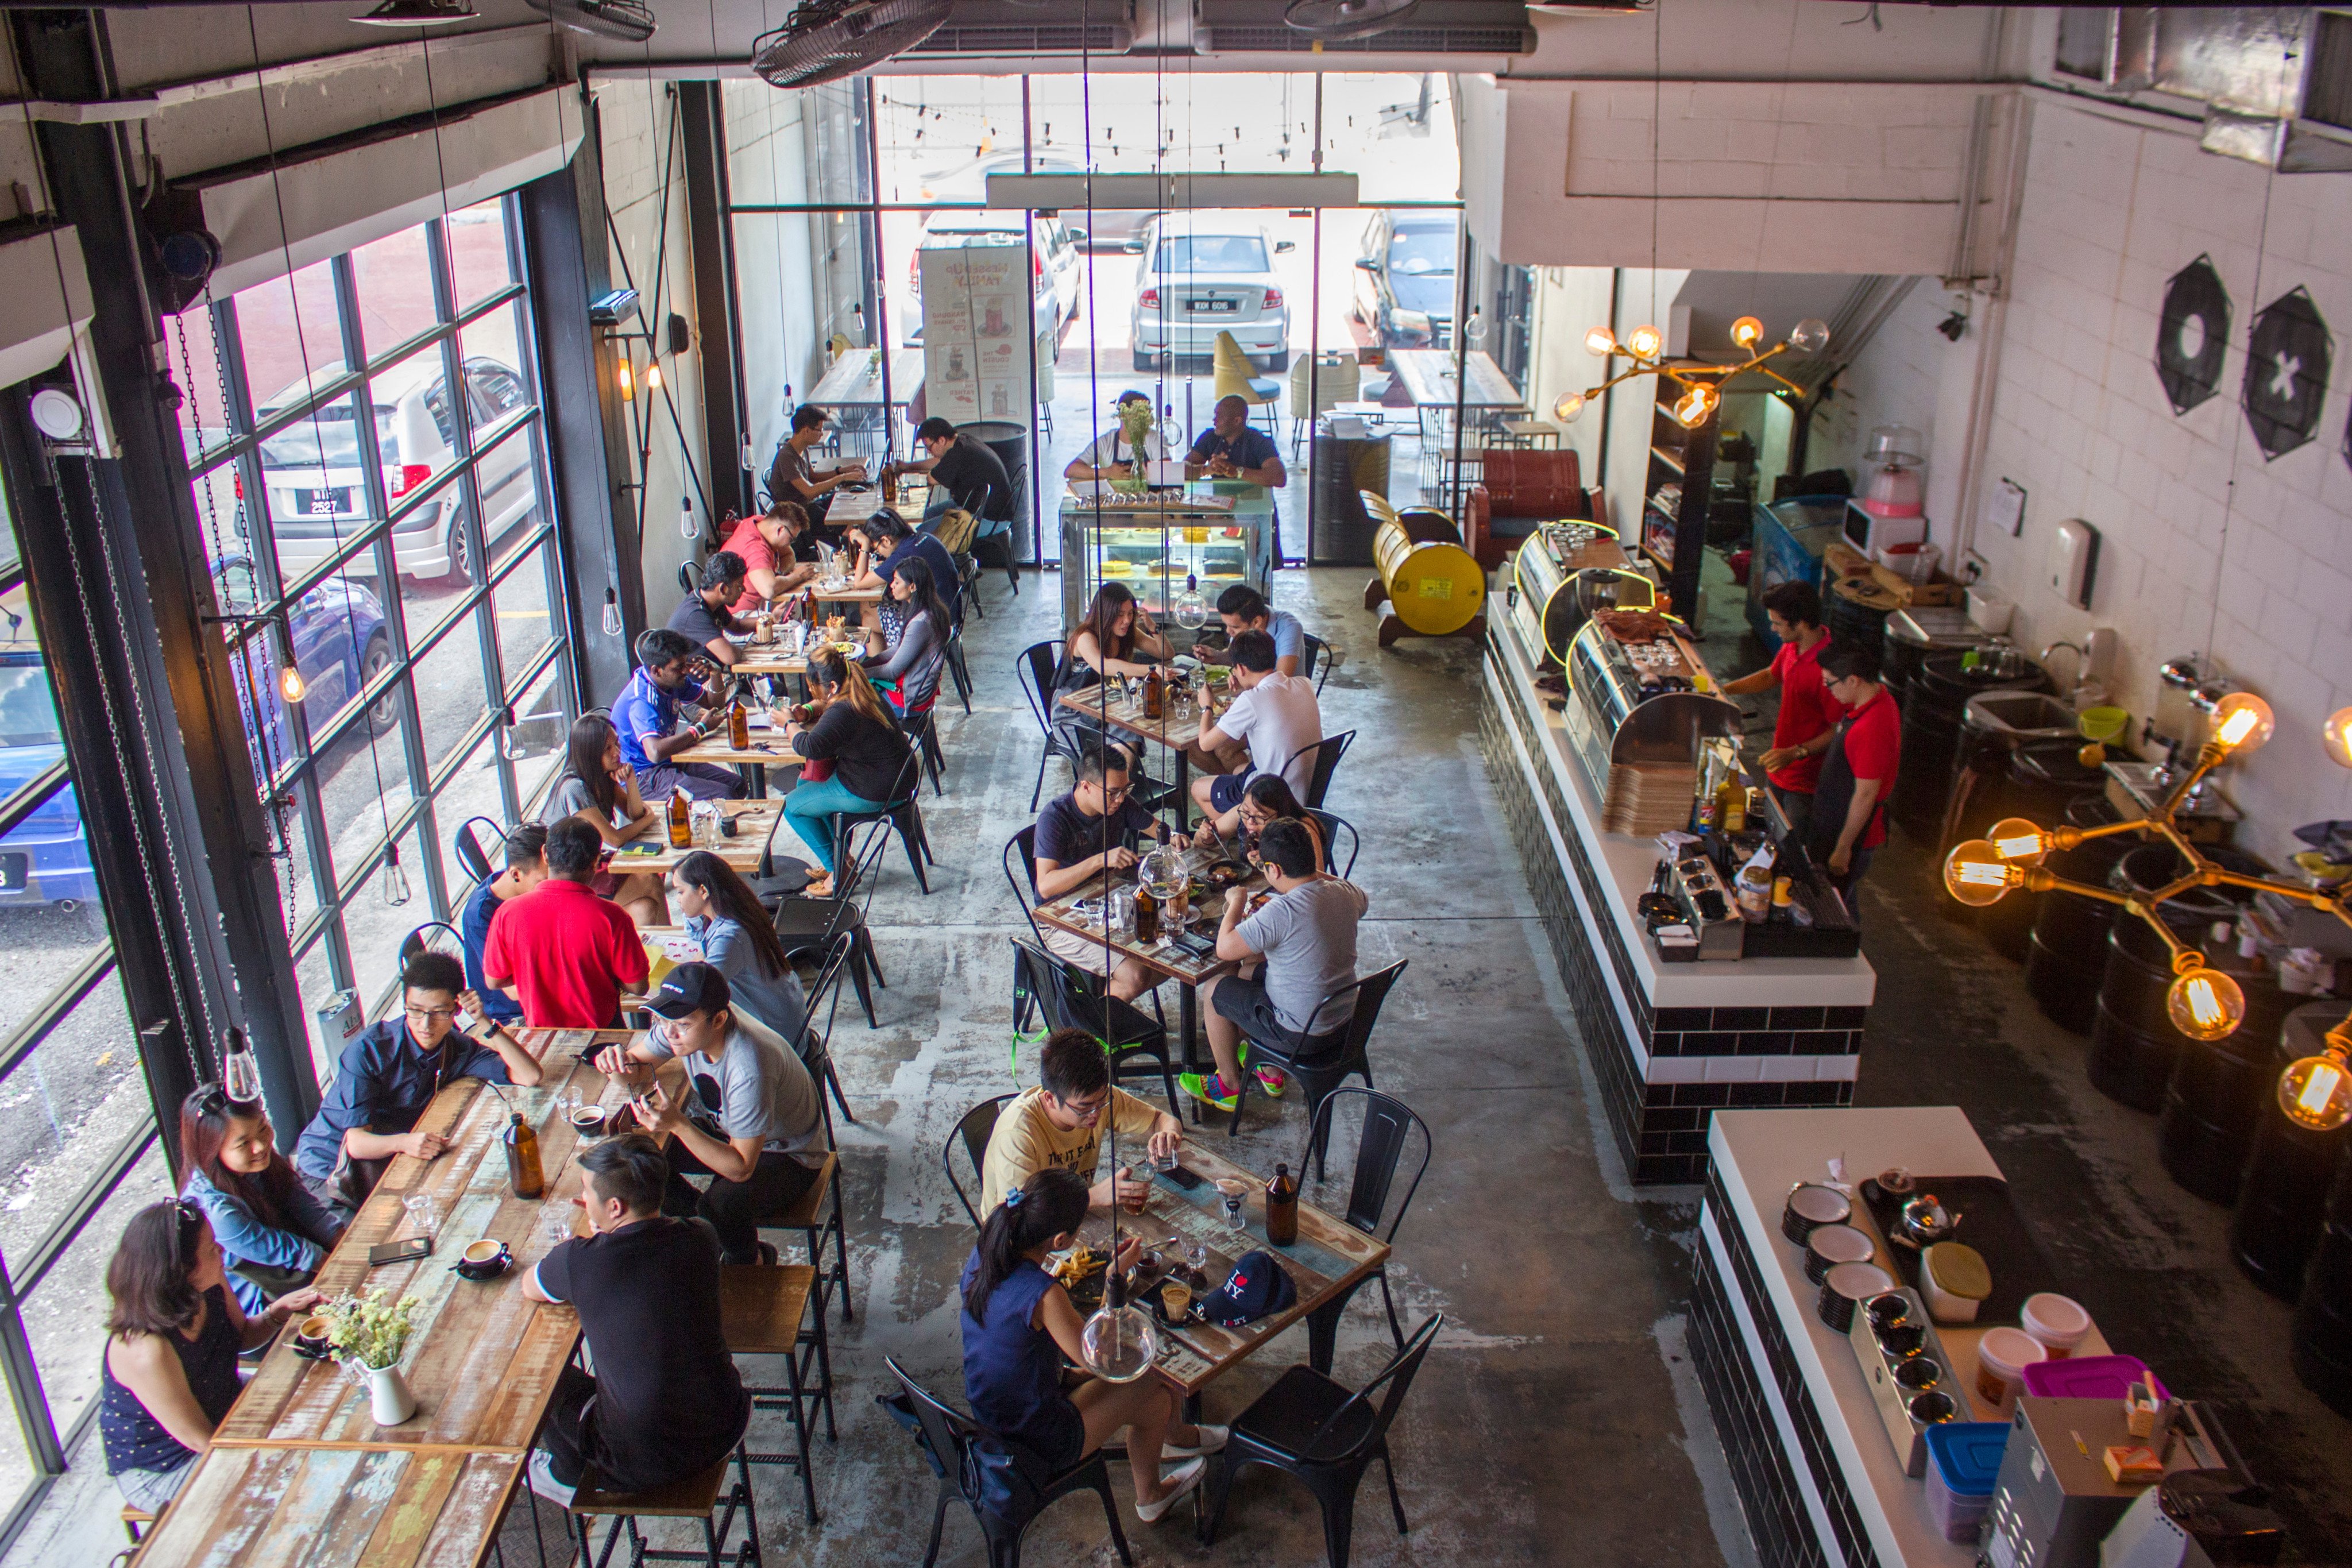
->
1723;581;1841;837
1805;640;1901;915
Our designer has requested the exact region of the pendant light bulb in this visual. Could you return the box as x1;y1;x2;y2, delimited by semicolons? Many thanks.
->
1672;384;1717;429
279;661;307;705
2278;1046;2352;1132
616;358;635;400
382;843;413;909
1584;326;1617;357
223;1029;264;1106
602;589;624;638
2165;963;2244;1042
2210;692;2274;754
1729;315;1765;350
679;496;697;540
646;360;663;392
2324;706;2352;770
1790;318;1832;354
1941;840;2014;907
1553;391;1586;424
1626;324;1664;360
1987;817;2051;864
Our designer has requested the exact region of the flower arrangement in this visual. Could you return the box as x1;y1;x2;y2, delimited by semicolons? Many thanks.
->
321;1287;423;1372
1113;400;1156;492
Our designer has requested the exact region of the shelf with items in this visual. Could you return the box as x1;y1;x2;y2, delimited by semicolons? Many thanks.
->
1644;367;1717;622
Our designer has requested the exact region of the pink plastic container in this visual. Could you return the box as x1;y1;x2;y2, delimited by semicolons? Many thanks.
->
2018;1354;2166;1403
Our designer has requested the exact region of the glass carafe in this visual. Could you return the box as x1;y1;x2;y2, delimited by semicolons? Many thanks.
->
1136;842;1192;933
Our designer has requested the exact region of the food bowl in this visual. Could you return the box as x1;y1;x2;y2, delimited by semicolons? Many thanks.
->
1203;861;1249;891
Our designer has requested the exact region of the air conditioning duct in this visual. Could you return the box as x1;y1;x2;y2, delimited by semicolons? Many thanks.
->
2049;7;2352;173
904;0;1135;56
1195;0;1532;56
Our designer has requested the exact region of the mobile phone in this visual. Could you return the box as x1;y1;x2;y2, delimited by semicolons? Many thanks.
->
1161;1164;1206;1191
368;1236;432;1267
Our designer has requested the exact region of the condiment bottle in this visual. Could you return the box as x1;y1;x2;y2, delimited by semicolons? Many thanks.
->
1133;881;1160;942
1265;1163;1299;1246
1144;666;1164;720
667;789;691;848
504;1112;544;1199
728;699;750;751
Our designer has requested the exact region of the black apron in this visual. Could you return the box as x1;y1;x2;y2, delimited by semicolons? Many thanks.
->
1803;696;1889;873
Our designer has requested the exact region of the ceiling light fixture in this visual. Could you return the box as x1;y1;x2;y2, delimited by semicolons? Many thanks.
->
1552;316;1833;431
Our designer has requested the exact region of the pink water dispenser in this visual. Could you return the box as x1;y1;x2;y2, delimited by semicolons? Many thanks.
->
1860;424;1925;518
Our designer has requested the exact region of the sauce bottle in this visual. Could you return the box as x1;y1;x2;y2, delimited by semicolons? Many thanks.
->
667;789;691;848
1265;1163;1299;1246
728;699;750;751
1133;881;1159;942
504;1113;544;1199
1144;665;1164;720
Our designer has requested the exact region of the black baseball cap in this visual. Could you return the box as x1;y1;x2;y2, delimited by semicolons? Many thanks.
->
647;961;732;1019
1114;389;1149;407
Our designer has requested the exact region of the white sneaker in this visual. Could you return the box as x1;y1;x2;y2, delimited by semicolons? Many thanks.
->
1133;1457;1205;1523
1161;1424;1228;1457
526;1449;577;1509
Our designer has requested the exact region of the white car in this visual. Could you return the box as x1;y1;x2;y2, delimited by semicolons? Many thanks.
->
1129;215;1294;372
901;210;1082;352
255;354;539;584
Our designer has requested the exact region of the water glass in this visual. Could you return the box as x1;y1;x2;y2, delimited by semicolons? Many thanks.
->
539;1203;576;1249
1217;1179;1249;1233
401;1192;438;1241
690;800;720;847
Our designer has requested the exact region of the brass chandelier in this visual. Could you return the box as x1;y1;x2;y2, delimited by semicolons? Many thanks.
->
1941;693;2352;1133
1550;315;1832;430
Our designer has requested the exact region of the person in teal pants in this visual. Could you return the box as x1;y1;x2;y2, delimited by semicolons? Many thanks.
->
776;648;914;895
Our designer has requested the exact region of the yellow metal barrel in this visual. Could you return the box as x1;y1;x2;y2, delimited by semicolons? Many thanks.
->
1373;517;1486;636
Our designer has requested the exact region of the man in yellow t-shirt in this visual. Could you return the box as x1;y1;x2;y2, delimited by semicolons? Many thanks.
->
979;1029;1182;1216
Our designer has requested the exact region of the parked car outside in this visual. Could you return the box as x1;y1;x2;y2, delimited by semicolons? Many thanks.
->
1352;210;1459;349
254;354;538;585
1129;215;1293;372
902;211;1080;353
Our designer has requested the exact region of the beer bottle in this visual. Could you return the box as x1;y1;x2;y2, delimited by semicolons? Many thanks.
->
1144;665;1164;720
1266;1162;1299;1246
667;788;691;848
504;1113;544;1200
728;699;750;751
1133;881;1159;942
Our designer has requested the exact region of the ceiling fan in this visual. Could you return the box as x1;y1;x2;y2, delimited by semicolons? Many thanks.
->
1283;0;1420;39
751;0;955;90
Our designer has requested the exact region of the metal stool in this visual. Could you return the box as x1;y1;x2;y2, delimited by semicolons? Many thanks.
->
568;1446;759;1568
760;1150;850;1328
721;1261;829;1527
121;1506;156;1543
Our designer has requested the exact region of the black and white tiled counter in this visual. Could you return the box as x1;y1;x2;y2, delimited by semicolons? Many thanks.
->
1482;615;1876;1183
1694;1108;1999;1568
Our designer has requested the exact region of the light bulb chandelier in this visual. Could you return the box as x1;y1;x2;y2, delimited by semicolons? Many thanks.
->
1940;691;2352;1131
1557;315;1830;430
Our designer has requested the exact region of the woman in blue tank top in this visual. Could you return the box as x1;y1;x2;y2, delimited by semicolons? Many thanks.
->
99;1200;322;1511
959;1166;1224;1524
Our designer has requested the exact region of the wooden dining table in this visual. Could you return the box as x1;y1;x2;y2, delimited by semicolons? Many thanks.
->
598;800;809;888
126;1445;524;1568
1052;677;1227;828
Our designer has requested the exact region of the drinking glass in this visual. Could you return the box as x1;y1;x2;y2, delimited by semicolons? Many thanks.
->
539;1203;576;1249
1217;1180;1248;1233
401;1193;438;1241
1152;1144;1180;1175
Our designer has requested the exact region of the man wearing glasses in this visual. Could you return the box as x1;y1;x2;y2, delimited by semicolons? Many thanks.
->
979;1028;1180;1216
293;951;544;1213
1030;744;1168;1003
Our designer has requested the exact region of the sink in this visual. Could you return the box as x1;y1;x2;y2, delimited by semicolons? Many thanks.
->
1965;691;2080;740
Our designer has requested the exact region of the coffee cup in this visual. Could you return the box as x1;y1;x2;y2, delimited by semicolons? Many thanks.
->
455;1238;512;1280
1159;1281;1192;1324
292;1314;334;1360
569;1104;607;1137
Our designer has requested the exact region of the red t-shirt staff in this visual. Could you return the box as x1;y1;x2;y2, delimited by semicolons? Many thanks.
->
1807;641;1902;905
484;816;651;1028
1723;582;1844;831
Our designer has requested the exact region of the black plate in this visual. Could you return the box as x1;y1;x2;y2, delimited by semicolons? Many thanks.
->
1859;1175;2064;1324
1203;860;1250;890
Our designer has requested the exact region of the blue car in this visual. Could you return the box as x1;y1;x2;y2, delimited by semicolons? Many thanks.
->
0;563;391;911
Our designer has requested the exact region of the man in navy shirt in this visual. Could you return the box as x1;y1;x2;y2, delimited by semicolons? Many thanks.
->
848;509;961;620
611;628;745;802
1030;746;1168;1001
459;823;547;1026
1186;395;1287;487
293;951;544;1212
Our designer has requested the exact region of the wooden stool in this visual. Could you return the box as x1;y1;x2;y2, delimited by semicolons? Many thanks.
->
121;1505;157;1543
721;1262;828;1526
761;1151;850;1328
569;1448;759;1568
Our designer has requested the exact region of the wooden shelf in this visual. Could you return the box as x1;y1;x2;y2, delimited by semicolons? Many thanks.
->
1649;445;1686;474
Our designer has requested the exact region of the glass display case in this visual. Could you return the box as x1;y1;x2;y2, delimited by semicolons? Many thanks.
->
1059;486;1275;633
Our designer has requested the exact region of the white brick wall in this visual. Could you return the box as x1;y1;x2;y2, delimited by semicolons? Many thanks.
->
1964;100;2352;863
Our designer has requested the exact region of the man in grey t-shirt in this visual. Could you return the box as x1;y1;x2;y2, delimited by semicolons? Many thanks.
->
1181;819;1370;1115
592;962;827;1264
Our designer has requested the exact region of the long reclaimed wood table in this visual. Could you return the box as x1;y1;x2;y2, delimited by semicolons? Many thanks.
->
127;1446;523;1568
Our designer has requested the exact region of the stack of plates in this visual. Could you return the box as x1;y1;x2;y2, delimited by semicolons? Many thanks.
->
1600;760;1703;837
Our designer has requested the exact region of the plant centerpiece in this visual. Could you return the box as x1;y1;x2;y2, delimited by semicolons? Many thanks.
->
1113;400;1156;492
322;1287;426;1426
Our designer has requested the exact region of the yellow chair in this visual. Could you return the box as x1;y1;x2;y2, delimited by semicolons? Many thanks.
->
1212;331;1281;415
1288;352;1361;453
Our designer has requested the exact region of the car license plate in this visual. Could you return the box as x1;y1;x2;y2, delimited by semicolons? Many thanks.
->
295;488;349;516
1185;299;1235;312
0;854;25;891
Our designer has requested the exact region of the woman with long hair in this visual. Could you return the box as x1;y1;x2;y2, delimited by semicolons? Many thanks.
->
1192;771;1329;872
864;555;952;716
778;648;913;892
540;713;665;924
961;1168;1220;1522
667;850;809;1041
1062;582;1169;690
177;1086;343;1315
101;1202;320;1510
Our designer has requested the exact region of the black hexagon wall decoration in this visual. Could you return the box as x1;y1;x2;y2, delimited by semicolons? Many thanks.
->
2242;285;2330;461
2156;255;2230;415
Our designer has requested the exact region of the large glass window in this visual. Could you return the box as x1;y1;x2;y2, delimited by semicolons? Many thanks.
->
169;196;574;1080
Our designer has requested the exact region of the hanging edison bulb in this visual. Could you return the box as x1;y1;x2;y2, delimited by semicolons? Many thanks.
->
382;843;414;909
2278;1045;2352;1131
1671;384;1718;428
1941;840;2015;907
2325;707;2352;769
1583;326;1617;357
645;360;664;392
1987;817;2052;864
1626;324;1664;360
602;589;624;638
279;661;307;704
1079;1283;1160;1382
615;357;635;400
2165;963;2245;1042
1553;391;1586;424
679;496;698;540
1729;315;1765;350
2209;692;2274;754
1790;318;1832;354
1465;307;1487;347
223;1028;264;1106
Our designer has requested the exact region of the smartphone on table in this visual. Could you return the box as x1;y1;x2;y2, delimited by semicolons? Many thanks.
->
368;1236;432;1267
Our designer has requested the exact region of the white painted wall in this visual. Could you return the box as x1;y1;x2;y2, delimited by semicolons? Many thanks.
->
1524;265;1616;496
724;83;822;484
1809;276;1980;537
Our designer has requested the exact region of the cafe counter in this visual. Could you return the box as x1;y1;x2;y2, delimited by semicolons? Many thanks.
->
1482;598;1877;1183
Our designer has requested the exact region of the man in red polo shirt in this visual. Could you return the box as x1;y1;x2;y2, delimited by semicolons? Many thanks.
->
484;816;650;1027
1806;640;1901;918
1724;581;1841;838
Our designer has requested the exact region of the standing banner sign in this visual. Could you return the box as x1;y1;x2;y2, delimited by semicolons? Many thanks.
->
917;239;1036;426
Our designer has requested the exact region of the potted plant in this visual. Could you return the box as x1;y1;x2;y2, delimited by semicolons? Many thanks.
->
322;1287;426;1426
1113;400;1156;493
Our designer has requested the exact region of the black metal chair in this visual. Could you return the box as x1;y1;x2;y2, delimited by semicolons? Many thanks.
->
896;701;947;800
944;1092;1020;1230
884;1358;1131;1568
1303;1088;1431;1356
943;630;974;714
677;561;696;596
1301;632;1333;694
1196;1314;1442;1567
1003;826;1170;1039
1284;729;1357;811
1011;939;1180;1118
452;816;507;887
1306;809;1360;878
1018;640;1086;811
776;820;893;1028
831;752;934;894
398;921;466;968
1218;960;1409;1169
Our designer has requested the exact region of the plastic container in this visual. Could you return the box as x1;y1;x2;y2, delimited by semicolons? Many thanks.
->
2076;706;2127;744
1965;585;2013;635
2019;1292;2092;1359
1973;1326;2046;1414
1924;1422;2009;1542
1875;541;1941;582
1921;1242;1991;1323
2018;1354;2165;1403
